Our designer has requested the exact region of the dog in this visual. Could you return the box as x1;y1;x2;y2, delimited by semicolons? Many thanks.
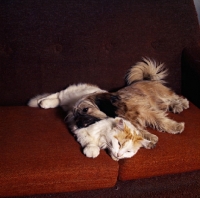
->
28;83;107;131
72;58;189;142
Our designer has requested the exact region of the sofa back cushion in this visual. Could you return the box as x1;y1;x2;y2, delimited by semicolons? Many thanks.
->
0;0;200;105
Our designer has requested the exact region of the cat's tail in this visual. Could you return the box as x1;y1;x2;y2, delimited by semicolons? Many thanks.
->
27;93;50;107
125;57;168;85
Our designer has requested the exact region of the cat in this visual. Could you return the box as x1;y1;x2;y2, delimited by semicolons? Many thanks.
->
74;117;154;161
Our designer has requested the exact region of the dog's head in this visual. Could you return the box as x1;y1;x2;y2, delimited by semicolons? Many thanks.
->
73;93;120;128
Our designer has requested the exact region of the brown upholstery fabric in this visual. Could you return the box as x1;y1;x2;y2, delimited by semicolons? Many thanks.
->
0;107;119;197
0;0;200;106
118;102;200;181
0;105;199;197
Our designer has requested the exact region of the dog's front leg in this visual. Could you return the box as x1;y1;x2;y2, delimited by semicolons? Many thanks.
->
140;129;159;149
38;93;60;109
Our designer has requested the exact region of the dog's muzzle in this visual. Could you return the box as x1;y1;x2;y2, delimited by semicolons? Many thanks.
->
74;113;102;128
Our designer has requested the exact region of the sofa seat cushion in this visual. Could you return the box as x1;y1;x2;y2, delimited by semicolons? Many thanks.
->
118;102;200;181
0;107;119;197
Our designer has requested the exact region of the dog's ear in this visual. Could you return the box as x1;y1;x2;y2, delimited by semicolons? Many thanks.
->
110;95;120;103
94;93;118;118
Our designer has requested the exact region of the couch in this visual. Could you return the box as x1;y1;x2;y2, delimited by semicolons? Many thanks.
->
0;0;200;197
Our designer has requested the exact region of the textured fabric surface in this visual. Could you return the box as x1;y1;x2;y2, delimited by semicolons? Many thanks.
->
0;0;200;106
0;104;199;197
0;107;119;197
18;171;200;198
118;102;200;181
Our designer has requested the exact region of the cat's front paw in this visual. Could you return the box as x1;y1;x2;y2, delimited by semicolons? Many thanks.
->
83;146;100;158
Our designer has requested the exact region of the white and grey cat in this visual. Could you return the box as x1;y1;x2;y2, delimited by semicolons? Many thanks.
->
74;117;154;161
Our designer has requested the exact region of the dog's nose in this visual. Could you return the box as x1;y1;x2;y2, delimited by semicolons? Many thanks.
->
73;110;80;117
74;113;81;121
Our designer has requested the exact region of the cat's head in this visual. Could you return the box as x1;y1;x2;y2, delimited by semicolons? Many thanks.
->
107;118;150;161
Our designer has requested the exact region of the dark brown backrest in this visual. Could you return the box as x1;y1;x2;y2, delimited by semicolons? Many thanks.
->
0;0;200;105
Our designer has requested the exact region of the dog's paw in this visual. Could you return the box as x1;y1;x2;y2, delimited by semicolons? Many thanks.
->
83;146;100;158
171;98;189;113
172;104;184;114
170;122;185;134
38;99;59;109
181;98;189;110
141;132;158;149
146;135;159;149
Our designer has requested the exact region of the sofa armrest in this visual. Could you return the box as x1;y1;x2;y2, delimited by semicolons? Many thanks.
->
181;44;200;108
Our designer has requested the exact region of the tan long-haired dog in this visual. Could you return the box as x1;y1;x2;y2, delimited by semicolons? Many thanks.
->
73;58;189;143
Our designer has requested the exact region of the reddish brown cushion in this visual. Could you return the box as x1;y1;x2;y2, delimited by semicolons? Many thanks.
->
0;107;119;197
118;102;200;181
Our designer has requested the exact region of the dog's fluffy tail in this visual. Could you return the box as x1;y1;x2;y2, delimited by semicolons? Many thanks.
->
28;93;50;107
126;57;168;85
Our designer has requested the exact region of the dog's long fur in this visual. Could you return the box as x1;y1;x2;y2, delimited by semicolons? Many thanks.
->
73;58;189;140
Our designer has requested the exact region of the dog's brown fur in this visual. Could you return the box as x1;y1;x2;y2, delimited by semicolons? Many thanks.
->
113;80;188;133
73;58;189;142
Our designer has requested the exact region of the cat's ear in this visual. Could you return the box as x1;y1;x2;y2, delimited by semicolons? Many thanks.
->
115;118;124;130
